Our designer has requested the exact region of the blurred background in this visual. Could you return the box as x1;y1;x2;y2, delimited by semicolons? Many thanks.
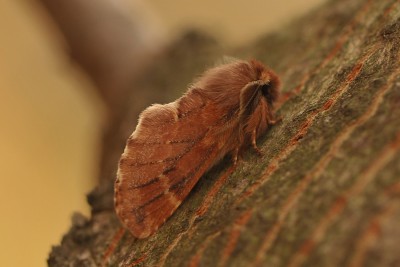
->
0;0;326;266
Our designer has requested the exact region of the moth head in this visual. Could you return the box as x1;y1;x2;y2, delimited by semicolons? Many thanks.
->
192;59;280;110
249;59;280;106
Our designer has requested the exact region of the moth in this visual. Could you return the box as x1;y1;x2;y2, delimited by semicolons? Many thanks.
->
114;59;280;238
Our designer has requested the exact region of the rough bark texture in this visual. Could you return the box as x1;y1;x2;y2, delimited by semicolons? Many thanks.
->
48;0;400;266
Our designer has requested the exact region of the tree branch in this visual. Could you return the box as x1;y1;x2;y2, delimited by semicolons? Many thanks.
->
48;0;400;266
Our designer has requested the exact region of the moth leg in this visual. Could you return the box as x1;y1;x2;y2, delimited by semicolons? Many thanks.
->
268;117;282;125
268;116;282;126
251;129;263;157
232;147;240;166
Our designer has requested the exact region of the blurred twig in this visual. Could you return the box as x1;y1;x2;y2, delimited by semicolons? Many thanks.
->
39;0;160;113
38;0;165;181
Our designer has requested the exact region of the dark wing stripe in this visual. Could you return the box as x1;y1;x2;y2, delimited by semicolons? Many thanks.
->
128;156;182;167
132;139;196;145
163;166;176;175
127;132;209;167
128;177;160;189
135;145;216;210
170;145;216;192
127;166;176;189
137;192;164;210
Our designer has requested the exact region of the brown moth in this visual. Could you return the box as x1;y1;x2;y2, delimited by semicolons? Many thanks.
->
115;59;280;238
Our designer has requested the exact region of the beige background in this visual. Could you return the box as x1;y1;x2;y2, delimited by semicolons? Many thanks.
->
0;0;326;266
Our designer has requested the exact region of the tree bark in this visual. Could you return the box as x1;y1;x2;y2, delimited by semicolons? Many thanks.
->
48;0;400;266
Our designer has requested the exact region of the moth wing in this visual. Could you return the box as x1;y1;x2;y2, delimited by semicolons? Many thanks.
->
115;89;222;238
